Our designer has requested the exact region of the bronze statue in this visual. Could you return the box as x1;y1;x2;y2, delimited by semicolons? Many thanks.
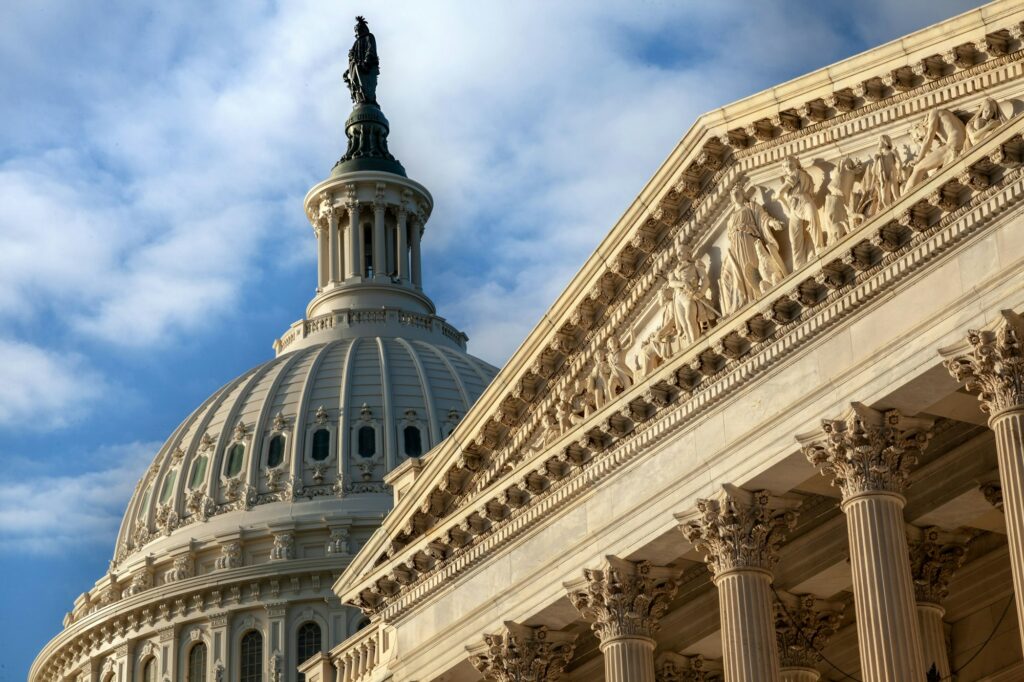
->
345;16;379;105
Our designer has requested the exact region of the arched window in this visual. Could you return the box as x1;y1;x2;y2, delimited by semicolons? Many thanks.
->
224;443;245;477
403;426;422;457
311;429;331;461
189;456;208;489
158;471;176;504
358;426;376;458
296;621;323;682
141;658;156;682
188;642;207;682
240;631;262;682
267;435;286;468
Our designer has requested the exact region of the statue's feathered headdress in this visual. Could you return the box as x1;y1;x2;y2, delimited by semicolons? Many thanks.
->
355;15;368;28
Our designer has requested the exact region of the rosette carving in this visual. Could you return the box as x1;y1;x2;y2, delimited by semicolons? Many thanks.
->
774;591;844;669
677;485;799;577
943;309;1024;417
797;403;934;498
467;622;578;682
566;556;682;641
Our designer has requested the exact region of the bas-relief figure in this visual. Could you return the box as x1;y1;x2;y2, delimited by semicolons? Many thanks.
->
967;96;1008;149
865;134;904;212
905;108;968;189
823;156;867;243
725;186;786;306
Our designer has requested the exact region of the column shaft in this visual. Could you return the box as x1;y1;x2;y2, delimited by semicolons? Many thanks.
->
844;493;925;682
346;204;360;279
328;212;340;284
396;210;409;282
993;409;1024;651
718;570;780;682
317;228;328;289
917;603;949;680
780;669;820;682
372;204;386;279
601;636;656;682
410;218;422;288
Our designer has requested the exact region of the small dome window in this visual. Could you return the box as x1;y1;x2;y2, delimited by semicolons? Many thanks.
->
158;471;176;504
188;456;207;489
296;622;323;682
311;429;331;461
240;631;263;682
267;434;286;468
142;659;156;682
358;425;376;457
188;642;207;682
403;426;423;457
224;443;245;477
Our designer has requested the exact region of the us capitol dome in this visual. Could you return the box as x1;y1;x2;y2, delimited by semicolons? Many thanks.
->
30;17;497;682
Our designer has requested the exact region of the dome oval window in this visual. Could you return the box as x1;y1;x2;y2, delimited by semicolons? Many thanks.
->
311;429;331;461
158;471;176;504
224;443;245;477
403;426;422;457
267;434;286;468
188;456;207;489
358;426;376;458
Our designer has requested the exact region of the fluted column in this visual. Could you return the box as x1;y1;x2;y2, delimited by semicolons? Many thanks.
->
944;309;1024;651
799;403;934;682
372;188;386;279
907;526;969;680
467;622;578;681
410;215;422;288
774;592;844;682
566;556;681;682
346;200;361;280
328;206;340;284
677;486;798;682
396;207;409;282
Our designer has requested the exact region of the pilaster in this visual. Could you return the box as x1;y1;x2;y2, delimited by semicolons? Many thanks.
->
466;622;578;682
566;556;682;682
943;309;1024;652
799;403;934;682
677;485;798;682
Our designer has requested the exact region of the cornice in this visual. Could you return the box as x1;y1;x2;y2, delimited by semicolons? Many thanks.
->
341;111;1024;618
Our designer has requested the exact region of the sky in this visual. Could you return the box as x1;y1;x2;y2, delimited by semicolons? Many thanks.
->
0;0;987;676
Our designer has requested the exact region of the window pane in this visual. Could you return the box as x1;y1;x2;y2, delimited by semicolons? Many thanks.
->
188;643;207;682
225;444;245;477
267;435;285;468
240;631;263;682
358;426;376;458
158;471;176;503
296;621;323;682
189;456;208;489
311;429;330;462
403;426;422;457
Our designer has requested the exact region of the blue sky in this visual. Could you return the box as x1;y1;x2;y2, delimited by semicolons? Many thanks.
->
0;0;984;676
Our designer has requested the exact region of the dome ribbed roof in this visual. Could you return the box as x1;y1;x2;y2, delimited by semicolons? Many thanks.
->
113;336;496;567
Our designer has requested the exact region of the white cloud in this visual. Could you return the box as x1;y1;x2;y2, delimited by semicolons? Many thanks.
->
0;338;104;429
0;441;157;554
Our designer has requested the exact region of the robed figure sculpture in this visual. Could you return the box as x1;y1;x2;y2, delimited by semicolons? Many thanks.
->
345;16;379;105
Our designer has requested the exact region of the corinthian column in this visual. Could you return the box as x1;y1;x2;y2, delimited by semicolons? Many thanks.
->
466;622;578;681
677;485;798;682
566;556;682;682
907;526;969;680
774;591;844;682
798;403;934;682
943;309;1024;650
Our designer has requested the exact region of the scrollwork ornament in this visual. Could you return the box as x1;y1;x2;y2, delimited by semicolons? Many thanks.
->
678;487;797;577
798;403;934;498
566;556;681;641
944;310;1024;418
467;622;577;682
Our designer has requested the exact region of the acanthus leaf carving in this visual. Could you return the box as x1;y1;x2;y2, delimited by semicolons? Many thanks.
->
943;309;1024;417
774;591;845;670
467;622;578;682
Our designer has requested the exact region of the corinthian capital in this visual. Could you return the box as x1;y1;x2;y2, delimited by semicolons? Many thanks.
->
655;652;721;681
565;556;682;641
466;622;577;682
942;309;1024;418
797;403;934;498
908;526;970;606
676;485;799;578
774;591;844;669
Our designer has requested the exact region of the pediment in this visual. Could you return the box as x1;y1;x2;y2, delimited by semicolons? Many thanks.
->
336;10;1024;615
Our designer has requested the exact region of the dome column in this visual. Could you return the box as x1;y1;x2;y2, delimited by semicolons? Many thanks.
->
373;186;387;279
677;486;799;682
346;197;361;280
799;404;934;682
566;556;681;682
328;204;341;285
410;214;422;289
